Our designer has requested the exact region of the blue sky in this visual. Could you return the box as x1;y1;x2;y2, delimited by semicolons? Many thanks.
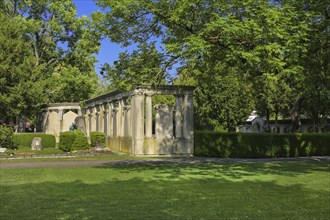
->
73;0;136;75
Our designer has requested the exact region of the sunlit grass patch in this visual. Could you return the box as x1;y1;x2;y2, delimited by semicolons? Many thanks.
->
0;161;329;219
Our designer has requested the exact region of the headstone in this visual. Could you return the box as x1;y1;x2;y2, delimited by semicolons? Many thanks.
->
75;116;86;134
31;137;42;150
0;148;7;153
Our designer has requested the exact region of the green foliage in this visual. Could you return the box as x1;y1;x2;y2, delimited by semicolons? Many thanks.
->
59;132;77;152
194;131;330;158
299;133;330;156
0;126;15;149
101;43;169;91
0;1;100;122
1;162;329;219
0;12;46;121
90;131;106;147
13;133;56;148
94;0;321;130
72;130;90;151
0;146;65;156
59;130;89;152
300;0;330;130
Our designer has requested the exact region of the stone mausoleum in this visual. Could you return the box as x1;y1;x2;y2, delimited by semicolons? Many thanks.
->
40;85;195;156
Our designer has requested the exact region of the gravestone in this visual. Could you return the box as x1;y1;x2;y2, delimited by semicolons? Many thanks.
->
31;137;42;150
75;116;86;134
0;148;7;153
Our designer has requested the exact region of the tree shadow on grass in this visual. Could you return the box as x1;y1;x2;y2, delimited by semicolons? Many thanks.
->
95;160;330;181
0;174;329;220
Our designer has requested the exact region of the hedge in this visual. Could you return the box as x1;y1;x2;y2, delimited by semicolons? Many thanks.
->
194;131;330;158
0;126;15;149
59;130;89;152
90;131;106;147
72;130;90;151
13;133;56;148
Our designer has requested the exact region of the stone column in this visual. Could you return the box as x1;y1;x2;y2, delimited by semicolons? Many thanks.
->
58;109;64;133
183;93;194;139
127;107;131;137
109;102;115;137
131;89;145;155
123;106;131;137
95;105;100;131
88;107;93;135
119;99;126;137
183;92;194;154
175;95;183;138
103;102;108;134
145;93;153;138
112;107;118;137
155;104;173;155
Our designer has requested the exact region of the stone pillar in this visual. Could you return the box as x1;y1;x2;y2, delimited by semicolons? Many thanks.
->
123;106;131;137
109;102;115;137
103;102;108;134
183;93;194;139
88;107;93;135
112;107;118;137
95;105;100;131
131;90;145;155
58;109;64;133
175;95;183;138
183;92;194;154
155;104;173;155
145;93;153;138
119;99;126;137
127;107;131;137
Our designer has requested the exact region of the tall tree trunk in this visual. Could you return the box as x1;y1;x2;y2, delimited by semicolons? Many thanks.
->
290;94;305;133
265;108;270;132
275;111;279;133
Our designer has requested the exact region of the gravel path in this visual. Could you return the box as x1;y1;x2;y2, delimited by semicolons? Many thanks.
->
1;156;329;169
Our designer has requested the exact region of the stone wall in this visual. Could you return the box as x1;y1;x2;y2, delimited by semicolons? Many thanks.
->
41;103;81;142
84;85;195;156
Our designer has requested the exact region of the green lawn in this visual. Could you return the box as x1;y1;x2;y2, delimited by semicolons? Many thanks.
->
0;161;329;219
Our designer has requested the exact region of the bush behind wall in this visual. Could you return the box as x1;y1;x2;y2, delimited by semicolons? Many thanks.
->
194;131;330;158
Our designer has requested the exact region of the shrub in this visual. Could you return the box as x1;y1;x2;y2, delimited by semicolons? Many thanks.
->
72;130;90;150
59;130;90;152
194;131;330;158
59;132;77;152
90;131;106;147
299;133;330;156
0;126;15;149
13;133;56;148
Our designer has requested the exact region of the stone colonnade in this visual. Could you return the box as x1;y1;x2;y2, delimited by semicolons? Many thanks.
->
41;103;81;142
84;85;195;156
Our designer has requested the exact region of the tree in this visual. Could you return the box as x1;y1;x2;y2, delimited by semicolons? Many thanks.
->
100;43;170;91
0;12;46;122
94;0;311;131
299;0;330;132
1;0;100;102
0;0;101;123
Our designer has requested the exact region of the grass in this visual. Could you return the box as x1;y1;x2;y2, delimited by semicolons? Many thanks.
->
0;146;129;160
0;146;65;156
0;154;148;163
0;161;329;220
